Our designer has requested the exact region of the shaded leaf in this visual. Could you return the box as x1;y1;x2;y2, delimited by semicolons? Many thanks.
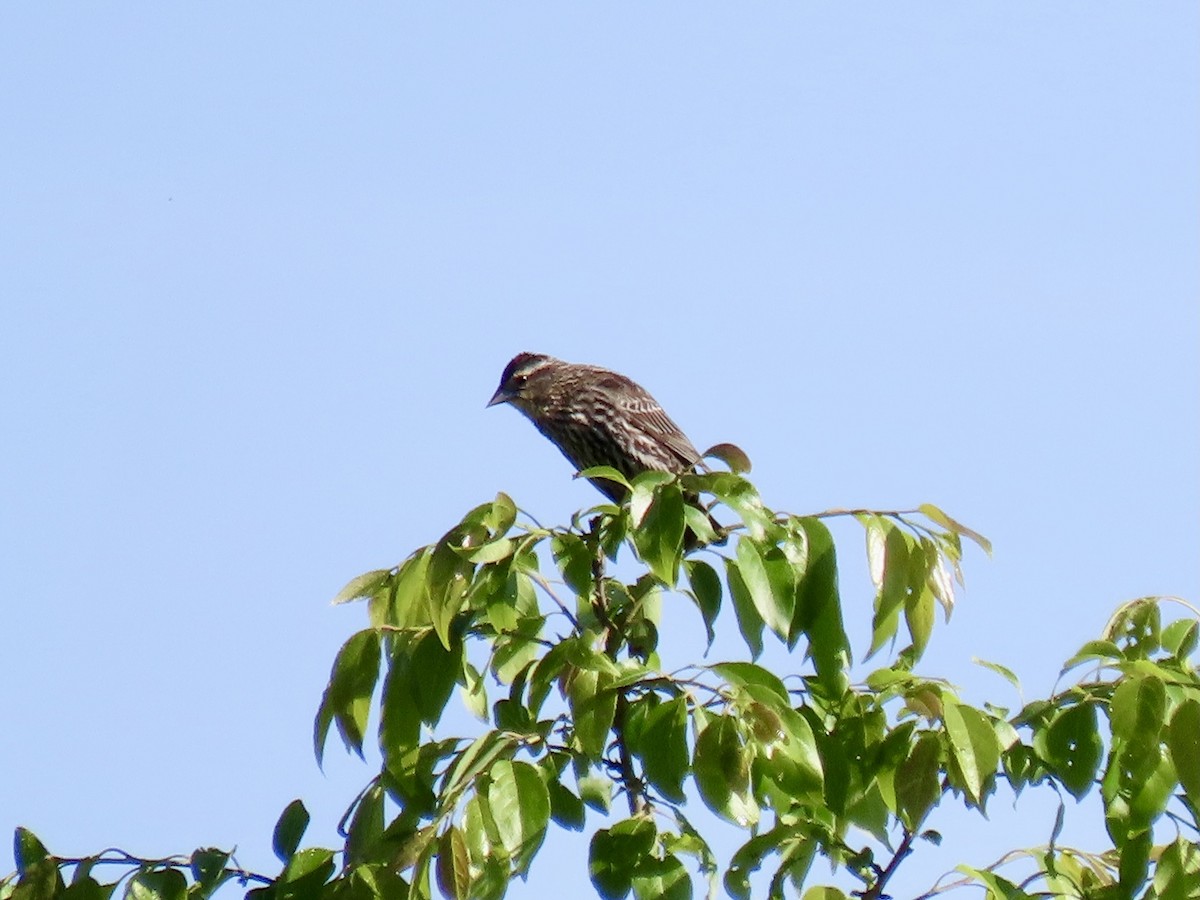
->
434;826;470;900
1168;699;1200;803
703;442;752;474
684;560;721;650
694;716;758;827
725;558;764;659
589;819;656;900
272;799;310;863
640;697;690;803
1033;702;1101;800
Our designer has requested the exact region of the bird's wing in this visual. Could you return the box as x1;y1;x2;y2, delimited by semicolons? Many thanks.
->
608;377;704;469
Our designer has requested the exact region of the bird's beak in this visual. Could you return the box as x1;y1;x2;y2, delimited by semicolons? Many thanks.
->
486;387;512;408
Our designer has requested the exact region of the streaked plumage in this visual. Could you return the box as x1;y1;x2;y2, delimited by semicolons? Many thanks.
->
487;352;705;502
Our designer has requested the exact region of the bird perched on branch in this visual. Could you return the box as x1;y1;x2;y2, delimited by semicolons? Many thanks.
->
487;352;709;500
488;353;743;549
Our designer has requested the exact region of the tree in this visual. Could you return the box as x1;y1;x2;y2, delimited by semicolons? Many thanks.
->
5;470;1199;899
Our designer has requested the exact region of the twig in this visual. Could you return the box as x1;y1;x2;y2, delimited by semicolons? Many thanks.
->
857;828;916;900
51;850;272;887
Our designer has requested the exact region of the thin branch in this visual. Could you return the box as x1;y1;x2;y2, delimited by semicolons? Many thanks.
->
856;828;916;900
526;570;580;629
52;850;272;887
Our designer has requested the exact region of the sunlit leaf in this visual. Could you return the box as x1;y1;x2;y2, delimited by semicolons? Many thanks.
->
332;568;392;605
972;658;1021;692
569;669;618;759
710;662;789;705
918;504;992;555
1110;674;1167;744
631;854;692;900
943;701;1001;807
485;761;550;874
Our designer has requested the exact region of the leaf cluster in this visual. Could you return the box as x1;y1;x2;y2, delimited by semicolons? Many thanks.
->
4;474;1197;900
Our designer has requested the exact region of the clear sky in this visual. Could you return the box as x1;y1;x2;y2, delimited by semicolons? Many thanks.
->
2;4;1196;898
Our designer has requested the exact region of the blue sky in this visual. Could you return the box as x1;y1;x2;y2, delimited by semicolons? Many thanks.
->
2;4;1196;897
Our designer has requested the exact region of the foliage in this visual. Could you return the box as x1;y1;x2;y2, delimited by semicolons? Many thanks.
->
4;472;1198;899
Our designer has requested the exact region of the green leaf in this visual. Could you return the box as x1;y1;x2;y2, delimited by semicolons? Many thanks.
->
62;875;112;900
272;799;310;863
13;828;48;874
640;697;690;803
918;504;992;555
943;701;1001;807
1033;702;1102;800
189;849;232;895
724;558;764;659
578;770;613;813
427;541;471;651
486;761;550;874
802;889;848;900
702;442;752;474
1105;597;1162;659
1110;674;1167;744
547;778;587;831
569;669;618;759
332;568;392;605
1162;618;1199;659
589;819;656;900
313;629;381;764
631;481;685;586
127;870;187;900
694;716;758;827
1152;837;1200;899
896;732;941;830
789;518;849;694
1061;639;1123;672
434;826;470;900
734;538;793;641
710;662;789;705
684;560;721;650
280;847;335;884
410;630;463;726
953;866;1032;899
867;522;909;659
631;855;693;900
972;657;1021;692
375;549;431;628
578;466;633;494
1168;699;1200;804
344;782;385;865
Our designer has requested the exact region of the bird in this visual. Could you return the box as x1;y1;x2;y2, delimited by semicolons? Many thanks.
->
487;352;731;552
487;352;708;503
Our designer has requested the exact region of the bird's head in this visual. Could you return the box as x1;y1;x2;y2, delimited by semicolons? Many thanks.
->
487;352;559;412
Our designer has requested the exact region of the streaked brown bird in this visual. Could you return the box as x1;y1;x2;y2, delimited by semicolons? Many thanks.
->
487;352;708;505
